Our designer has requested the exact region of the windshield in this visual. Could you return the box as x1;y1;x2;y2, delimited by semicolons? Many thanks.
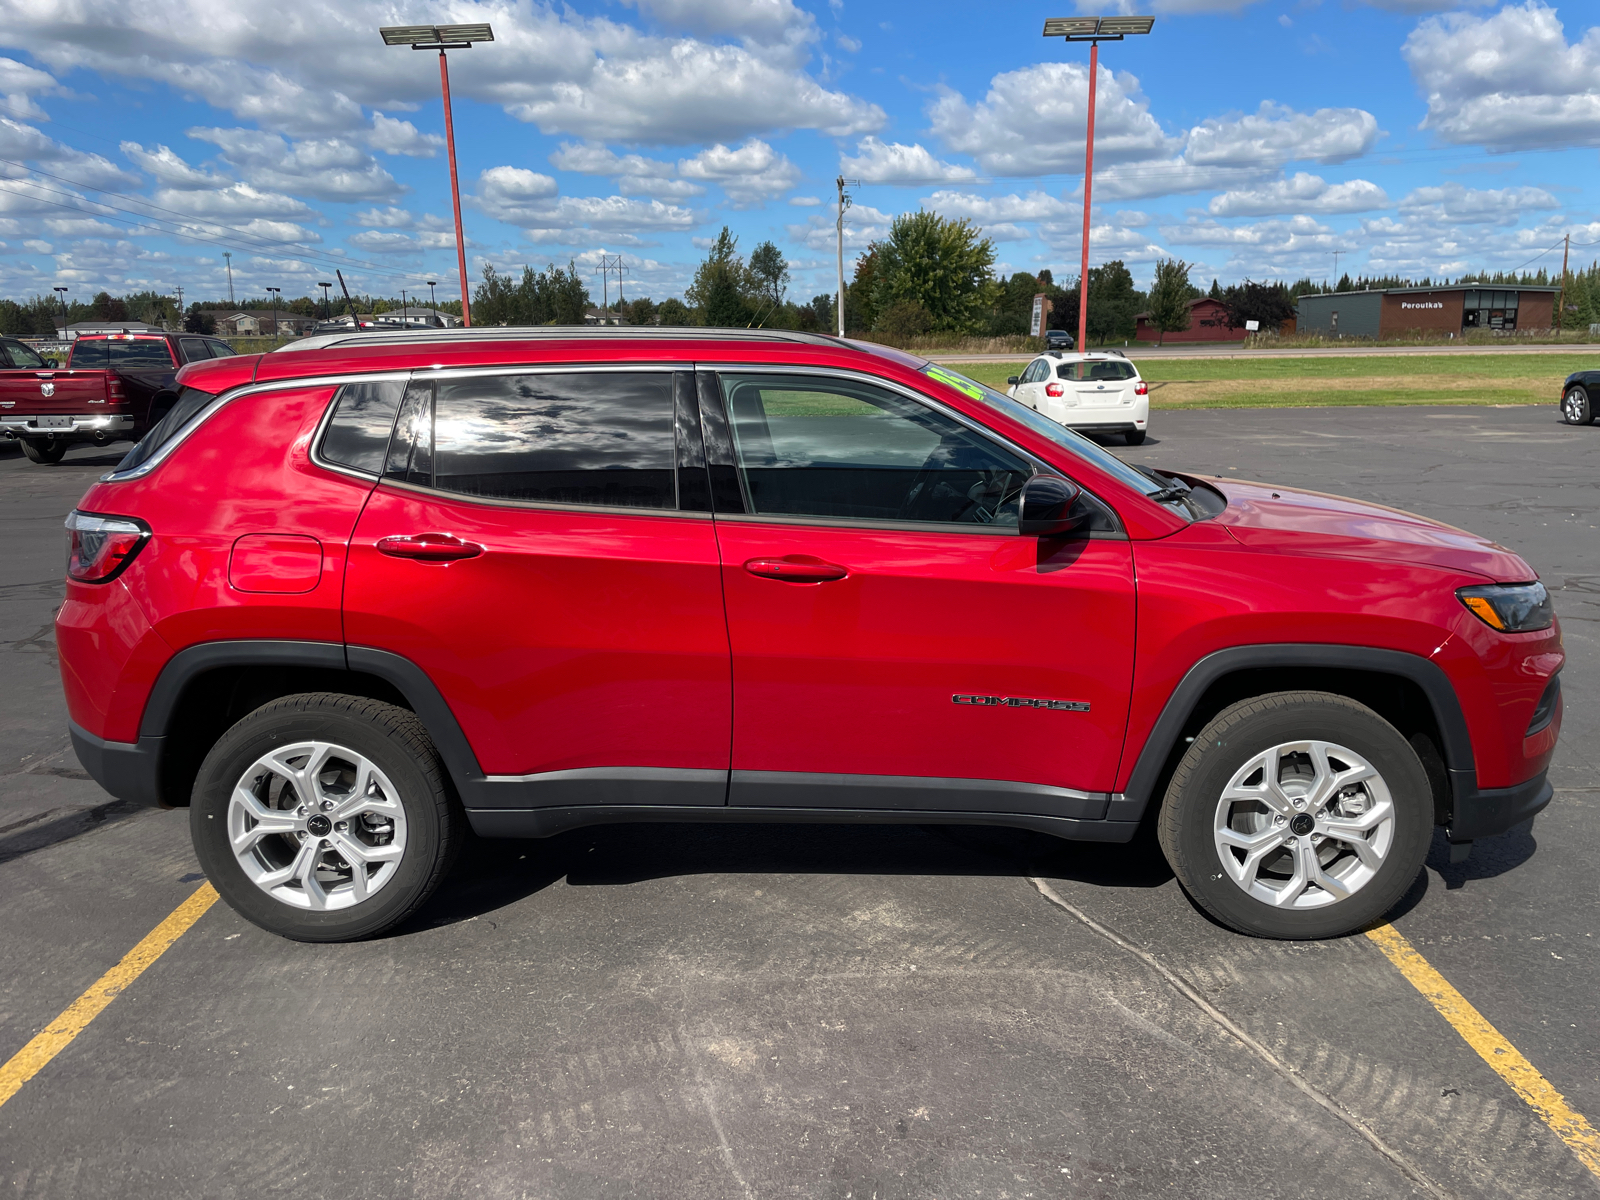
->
920;364;1185;509
69;338;175;369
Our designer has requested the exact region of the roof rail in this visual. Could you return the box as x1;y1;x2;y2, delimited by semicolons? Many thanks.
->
274;325;857;355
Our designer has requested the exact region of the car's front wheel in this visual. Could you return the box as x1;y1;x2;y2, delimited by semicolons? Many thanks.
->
1562;385;1593;425
191;693;462;942
18;438;67;464
1157;691;1432;939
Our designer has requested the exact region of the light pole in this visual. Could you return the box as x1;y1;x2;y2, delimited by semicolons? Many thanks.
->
53;286;68;334
380;23;494;328
427;280;438;324
1044;15;1154;351
319;282;333;319
266;286;281;341
401;287;409;324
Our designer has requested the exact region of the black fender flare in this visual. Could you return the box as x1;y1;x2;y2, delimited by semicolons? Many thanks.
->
1113;644;1477;823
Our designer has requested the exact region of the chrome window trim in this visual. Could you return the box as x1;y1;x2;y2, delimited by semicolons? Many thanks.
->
708;511;1125;539
101;369;413;482
700;362;1126;537
378;475;709;520
411;361;691;382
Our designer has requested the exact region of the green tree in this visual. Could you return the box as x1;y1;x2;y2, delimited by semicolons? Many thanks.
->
876;301;933;338
686;227;755;327
871;210;997;334
1221;280;1296;332
747;240;789;313
183;302;216;334
1209;277;1223;300
471;261;591;325
657;298;691;326
1085;260;1140;344
795;292;834;333
845;244;880;333
1145;258;1195;345
627;297;658;327
989;271;1040;336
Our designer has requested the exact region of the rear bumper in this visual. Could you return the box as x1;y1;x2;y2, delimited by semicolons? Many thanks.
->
68;720;162;807
1448;770;1552;842
2;415;136;438
1065;420;1139;433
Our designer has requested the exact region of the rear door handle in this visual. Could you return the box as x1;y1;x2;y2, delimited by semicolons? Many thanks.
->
376;533;484;562
743;555;848;583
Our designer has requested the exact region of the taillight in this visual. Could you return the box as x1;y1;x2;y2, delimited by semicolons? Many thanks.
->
107;376;127;404
1045;382;1064;398
65;510;150;583
1135;381;1148;395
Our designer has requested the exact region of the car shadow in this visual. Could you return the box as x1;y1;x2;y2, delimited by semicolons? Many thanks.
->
403;818;1175;934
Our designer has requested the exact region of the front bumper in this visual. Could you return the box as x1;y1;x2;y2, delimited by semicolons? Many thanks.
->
2;415;136;438
1448;770;1552;842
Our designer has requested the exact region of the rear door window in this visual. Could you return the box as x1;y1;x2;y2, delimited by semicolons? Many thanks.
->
719;373;1031;526
179;338;212;363
383;371;678;510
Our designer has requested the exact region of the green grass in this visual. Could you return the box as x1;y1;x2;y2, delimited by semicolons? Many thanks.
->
944;353;1589;409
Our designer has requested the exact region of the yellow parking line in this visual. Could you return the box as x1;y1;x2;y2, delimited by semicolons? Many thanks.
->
1367;922;1600;1179
0;882;217;1110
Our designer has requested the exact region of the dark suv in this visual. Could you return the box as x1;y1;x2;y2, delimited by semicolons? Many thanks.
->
58;329;1562;941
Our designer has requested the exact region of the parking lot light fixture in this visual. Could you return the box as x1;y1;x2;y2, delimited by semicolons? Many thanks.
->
265;286;281;341
1044;15;1154;351
379;24;494;328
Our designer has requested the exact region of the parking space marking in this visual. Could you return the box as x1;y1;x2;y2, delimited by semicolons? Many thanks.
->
0;882;217;1110
1367;922;1600;1180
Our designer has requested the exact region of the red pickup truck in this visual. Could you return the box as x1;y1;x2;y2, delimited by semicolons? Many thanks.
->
0;331;236;464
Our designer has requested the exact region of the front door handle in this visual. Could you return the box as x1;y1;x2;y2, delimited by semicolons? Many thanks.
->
743;555;848;583
376;533;484;562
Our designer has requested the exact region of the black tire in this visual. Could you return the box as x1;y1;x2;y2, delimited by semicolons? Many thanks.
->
1562;385;1593;426
190;693;462;942
1125;429;1147;445
19;438;67;464
1157;691;1432;939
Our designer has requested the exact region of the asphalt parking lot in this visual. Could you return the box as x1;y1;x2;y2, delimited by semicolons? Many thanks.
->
2;404;1596;1199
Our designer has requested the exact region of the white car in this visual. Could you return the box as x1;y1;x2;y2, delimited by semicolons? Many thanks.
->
1006;352;1148;445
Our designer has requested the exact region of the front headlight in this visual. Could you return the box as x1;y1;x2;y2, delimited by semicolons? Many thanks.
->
1457;582;1554;632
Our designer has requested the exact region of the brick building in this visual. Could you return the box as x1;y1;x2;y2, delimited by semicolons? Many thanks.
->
1296;285;1559;339
1133;296;1236;343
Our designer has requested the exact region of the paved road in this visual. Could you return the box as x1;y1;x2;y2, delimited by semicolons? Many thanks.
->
1;409;1595;1199
928;343;1597;363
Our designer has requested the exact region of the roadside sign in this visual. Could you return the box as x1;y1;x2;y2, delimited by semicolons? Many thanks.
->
1245;320;1260;331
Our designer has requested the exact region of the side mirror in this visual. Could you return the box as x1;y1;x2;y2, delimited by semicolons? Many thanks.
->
1018;474;1084;537
43;358;58;368
1006;376;1021;386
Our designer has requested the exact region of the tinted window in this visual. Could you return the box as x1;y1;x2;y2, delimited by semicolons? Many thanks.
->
384;372;677;510
722;374;1031;526
179;338;212;363
3;340;45;369
1022;359;1048;384
207;340;236;358
1060;360;1136;381
319;381;405;475
112;387;217;474
69;339;175;369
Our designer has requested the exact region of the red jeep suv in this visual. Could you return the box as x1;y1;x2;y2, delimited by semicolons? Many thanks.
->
56;329;1562;942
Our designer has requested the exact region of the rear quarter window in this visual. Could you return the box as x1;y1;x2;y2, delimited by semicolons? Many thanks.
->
111;386;217;475
318;381;406;476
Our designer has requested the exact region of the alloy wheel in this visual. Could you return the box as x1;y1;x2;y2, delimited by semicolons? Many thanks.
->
227;741;408;910
1212;739;1395;910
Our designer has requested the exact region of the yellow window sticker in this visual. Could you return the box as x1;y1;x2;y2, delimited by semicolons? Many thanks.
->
925;365;985;400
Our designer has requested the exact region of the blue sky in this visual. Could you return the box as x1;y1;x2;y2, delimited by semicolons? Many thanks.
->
0;0;1596;310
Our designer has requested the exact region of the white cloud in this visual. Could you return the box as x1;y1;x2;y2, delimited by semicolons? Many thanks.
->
475;165;696;245
0;118;140;190
929;61;1172;177
0;56;59;119
548;142;706;199
789;195;822;206
618;0;816;46
1161;214;1336;248
1403;2;1600;149
119;141;223;189
786;202;891;251
1207;173;1389;216
1397;182;1561;225
678;138;800;206
839;137;975;184
150;182;314;220
351;207;452;232
367;113;442;159
0;1;882;144
1185;102;1379;168
187;127;402;202
920;190;1074;223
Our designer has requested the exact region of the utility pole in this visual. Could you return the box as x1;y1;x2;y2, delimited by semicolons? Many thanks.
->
174;286;183;330
1329;249;1350;287
224;252;235;306
835;175;858;337
1556;233;1571;332
401;287;409;322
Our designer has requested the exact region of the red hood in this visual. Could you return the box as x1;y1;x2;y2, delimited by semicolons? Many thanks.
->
1204;477;1534;582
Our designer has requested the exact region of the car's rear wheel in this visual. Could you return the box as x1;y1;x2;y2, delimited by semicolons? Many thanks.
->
1125;429;1147;445
1157;691;1432;939
19;438;67;464
1562;385;1593;425
190;693;462;942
